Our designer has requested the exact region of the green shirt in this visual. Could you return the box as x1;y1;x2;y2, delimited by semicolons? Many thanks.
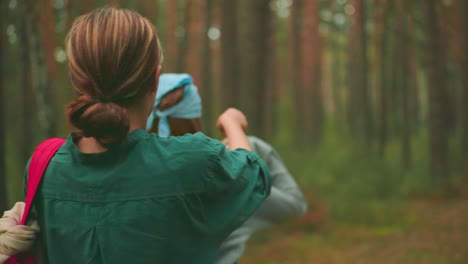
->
26;129;270;264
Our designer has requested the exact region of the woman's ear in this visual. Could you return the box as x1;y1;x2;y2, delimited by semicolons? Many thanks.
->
152;64;162;93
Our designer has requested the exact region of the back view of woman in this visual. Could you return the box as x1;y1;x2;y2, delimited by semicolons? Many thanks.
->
29;8;270;264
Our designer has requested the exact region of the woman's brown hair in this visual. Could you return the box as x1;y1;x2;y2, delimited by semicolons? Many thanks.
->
65;7;163;147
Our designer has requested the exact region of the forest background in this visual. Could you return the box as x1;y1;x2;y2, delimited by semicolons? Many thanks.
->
0;0;467;263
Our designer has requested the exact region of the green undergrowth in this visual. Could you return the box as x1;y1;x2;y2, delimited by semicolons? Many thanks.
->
269;117;462;226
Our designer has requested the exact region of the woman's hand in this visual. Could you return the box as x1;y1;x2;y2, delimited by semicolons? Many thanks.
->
216;108;252;151
216;108;248;136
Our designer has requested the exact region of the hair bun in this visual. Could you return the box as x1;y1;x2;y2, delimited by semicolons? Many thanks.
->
66;95;129;148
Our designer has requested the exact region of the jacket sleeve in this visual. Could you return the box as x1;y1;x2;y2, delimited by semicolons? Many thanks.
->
248;136;307;224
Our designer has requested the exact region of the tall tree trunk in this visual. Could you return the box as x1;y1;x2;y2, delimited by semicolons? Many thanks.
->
359;0;372;147
303;0;323;146
328;0;343;124
461;0;468;176
166;0;178;72
29;2;54;140
263;11;278;140
176;1;192;72
186;0;203;85
38;0;58;138
347;0;359;134
348;0;372;146
201;0;214;136
65;0;93;30
65;0;72;31
290;0;304;145
377;0;391;157
109;0;122;7
407;14;421;128
0;0;8;211
19;1;35;165
141;0;158;22
397;0;411;170
424;0;451;182
220;0;240;109
81;0;93;12
246;0;273;137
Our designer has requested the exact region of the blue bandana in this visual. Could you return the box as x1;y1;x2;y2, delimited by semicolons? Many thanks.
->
146;73;202;137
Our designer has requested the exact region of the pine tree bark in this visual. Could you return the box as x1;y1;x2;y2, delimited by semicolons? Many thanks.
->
246;0;273;137
348;0;372;146
141;0;158;22
81;0;93;12
290;0;304;145
29;1;54;139
38;0;58;138
377;0;390;157
359;0;372;146
19;1;35;165
262;10;278;140
201;0;214;136
166;0;178;72
397;0;411;170
461;0;468;176
176;1;192;72
407;14;421;128
0;0;8;211
303;0;323;146
186;0;203;85
424;0;451;182
220;0;240;109
109;0;122;7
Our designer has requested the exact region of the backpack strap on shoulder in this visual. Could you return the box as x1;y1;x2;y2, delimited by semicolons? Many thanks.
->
20;138;65;225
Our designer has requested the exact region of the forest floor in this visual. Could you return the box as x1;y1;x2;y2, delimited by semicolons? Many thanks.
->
241;192;468;264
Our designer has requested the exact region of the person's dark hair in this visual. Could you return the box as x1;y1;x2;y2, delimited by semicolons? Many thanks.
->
65;7;163;147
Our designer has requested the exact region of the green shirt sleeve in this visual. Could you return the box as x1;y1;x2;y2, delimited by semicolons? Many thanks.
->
201;138;271;239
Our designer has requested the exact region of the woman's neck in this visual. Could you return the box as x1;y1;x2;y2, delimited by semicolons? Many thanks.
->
76;105;148;153
127;106;148;132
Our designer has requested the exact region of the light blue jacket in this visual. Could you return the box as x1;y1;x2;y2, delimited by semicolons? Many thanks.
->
214;136;308;264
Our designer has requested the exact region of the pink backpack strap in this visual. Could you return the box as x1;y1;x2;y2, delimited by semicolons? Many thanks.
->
20;138;65;225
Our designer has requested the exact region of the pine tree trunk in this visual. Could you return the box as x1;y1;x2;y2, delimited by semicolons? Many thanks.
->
141;0;158;22
64;0;73;31
0;0;8;211
38;0;58;138
260;0;273;138
247;0;272;138
461;0;468;176
19;1;35;165
82;0;93;12
407;25;421;127
262;11;278;140
303;0;323;146
397;0;411;170
201;0;214;136
176;1;192;72
347;0;359;134
110;0;122;7
348;0;372;146
290;0;304;145
186;0;203;85
424;0;451;182
359;0;372;147
328;0;344;124
220;0;240;109
377;0;390;157
166;0;178;72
